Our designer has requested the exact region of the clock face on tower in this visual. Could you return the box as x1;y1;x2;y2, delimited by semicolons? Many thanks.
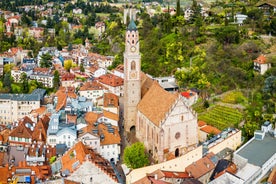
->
131;46;136;53
130;71;137;79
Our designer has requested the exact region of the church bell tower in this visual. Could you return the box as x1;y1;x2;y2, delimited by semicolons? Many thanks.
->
123;19;141;133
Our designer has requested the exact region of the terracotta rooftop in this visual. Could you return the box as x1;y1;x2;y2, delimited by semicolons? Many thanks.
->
103;93;119;108
55;90;67;112
0;129;11;143
61;142;90;173
97;123;121;146
103;110;119;121
213;162;237;179
55;87;77;112
64;179;81;184
32;116;50;143
85;112;99;125
97;74;124;87
162;171;191;178
114;64;124;73
0;166;10;184
12;161;51;180
254;54;267;64
79;81;107;91
67;115;77;124
10;117;34;140
61;141;118;183
30;106;47;117
200;125;221;135
185;152;216;179
198;121;207;128
268;166;276;184
33;67;51;74
61;72;75;81
88;65;99;73
9;47;23;55
141;72;154;98
79;124;98;138
138;81;178;126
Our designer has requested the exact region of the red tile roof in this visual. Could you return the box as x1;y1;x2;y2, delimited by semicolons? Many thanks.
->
103;93;119;108
61;72;75;81
185;152;216;179
103;110;119;121
61;142;118;183
32;116;50;143
79;81;107;91
9;117;34;140
0;166;10;184
198;121;207;128
97;123;121;145
55;87;78;112
162;171;191;178
98;74;124;87
254;54;267;64
200;125;221;135
61;142;90;173
114;64;124;73
84;112;99;125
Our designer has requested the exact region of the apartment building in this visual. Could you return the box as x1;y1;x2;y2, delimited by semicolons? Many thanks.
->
0;89;45;125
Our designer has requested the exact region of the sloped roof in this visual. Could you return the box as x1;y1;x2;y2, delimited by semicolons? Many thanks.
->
10;117;34;139
137;81;178;126
200;125;221;135
79;81;107;91
0;166;10;183
103;110;119;121
185;152;216;179
103;93;119;108
97;73;124;87
254;54;267;64
32;116;50;143
61;142;90;173
85;112;99;125
30;106;47;117
55;90;67;112
256;0;276;7
9;123;33;139
98;123;121;145
140;72;154;98
198;121;207;128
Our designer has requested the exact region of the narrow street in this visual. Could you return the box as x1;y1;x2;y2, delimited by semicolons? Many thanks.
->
114;97;127;184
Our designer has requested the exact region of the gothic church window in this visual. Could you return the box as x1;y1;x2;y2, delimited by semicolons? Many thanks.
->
131;61;136;70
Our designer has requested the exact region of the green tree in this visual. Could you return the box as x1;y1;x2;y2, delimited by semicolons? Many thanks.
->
64;59;73;72
40;53;52;68
123;142;149;169
80;63;85;73
4;63;15;74
215;26;240;45
176;0;181;16
53;70;60;90
3;72;12;92
20;73;29;93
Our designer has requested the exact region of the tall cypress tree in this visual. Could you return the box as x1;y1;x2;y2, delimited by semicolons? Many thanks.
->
176;0;181;16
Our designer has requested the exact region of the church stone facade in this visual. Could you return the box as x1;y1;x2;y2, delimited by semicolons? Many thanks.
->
123;21;198;163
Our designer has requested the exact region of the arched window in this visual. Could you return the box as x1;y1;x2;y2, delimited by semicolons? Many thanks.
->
131;61;136;70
